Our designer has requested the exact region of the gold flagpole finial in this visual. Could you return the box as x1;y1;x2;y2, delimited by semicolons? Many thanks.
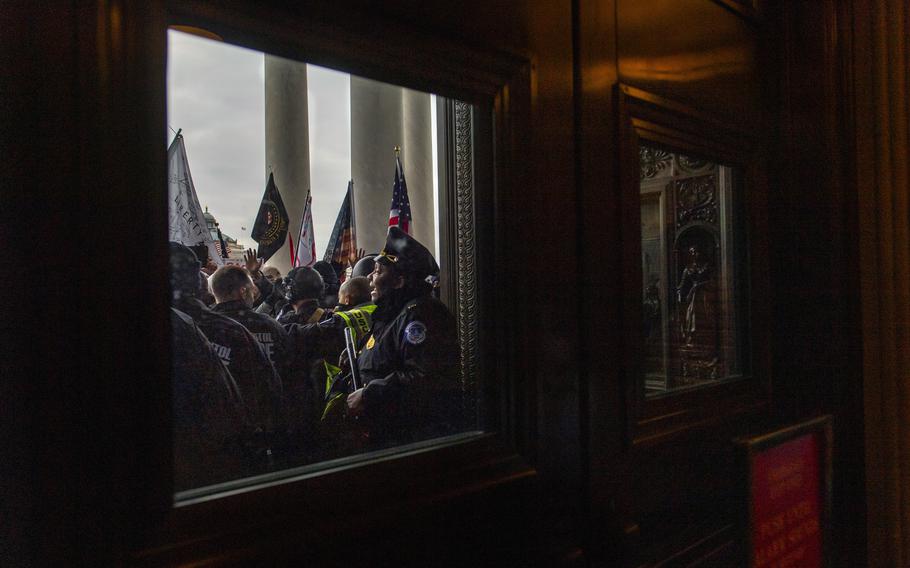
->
394;145;401;157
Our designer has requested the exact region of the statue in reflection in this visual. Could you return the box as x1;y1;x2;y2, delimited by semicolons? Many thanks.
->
642;279;662;344
676;244;717;349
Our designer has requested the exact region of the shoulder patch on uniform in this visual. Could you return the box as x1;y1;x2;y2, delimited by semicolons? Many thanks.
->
366;334;376;350
404;321;428;345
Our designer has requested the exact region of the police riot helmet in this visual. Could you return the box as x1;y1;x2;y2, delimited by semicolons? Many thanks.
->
312;260;340;295
351;255;377;278
284;267;324;303
169;242;203;301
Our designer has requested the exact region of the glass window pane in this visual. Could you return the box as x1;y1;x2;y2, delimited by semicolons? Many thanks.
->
167;29;482;496
639;143;748;397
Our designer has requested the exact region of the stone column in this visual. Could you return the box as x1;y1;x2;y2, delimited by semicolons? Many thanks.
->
264;55;310;274
401;89;435;253
350;77;435;255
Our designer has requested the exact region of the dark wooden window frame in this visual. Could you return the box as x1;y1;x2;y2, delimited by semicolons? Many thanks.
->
618;84;772;446
129;3;533;563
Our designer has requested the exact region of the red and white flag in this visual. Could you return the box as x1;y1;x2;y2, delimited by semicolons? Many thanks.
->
294;190;317;267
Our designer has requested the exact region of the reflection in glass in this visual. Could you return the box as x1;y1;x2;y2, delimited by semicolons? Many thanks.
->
167;29;480;495
639;143;747;396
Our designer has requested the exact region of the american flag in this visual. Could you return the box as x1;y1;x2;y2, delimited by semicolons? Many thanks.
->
216;226;229;259
388;155;411;235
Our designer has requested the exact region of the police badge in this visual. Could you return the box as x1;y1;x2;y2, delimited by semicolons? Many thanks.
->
404;321;427;345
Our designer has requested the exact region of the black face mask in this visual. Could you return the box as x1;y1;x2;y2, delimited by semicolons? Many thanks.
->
271;278;287;299
281;276;296;302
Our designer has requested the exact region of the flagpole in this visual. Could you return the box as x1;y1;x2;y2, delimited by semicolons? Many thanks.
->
288;232;296;267
348;180;356;261
167;128;183;152
306;190;316;263
171;128;182;144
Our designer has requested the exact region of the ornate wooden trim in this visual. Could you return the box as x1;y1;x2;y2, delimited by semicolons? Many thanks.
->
454;101;479;420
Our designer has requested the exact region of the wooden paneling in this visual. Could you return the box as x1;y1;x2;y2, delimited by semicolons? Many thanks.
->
850;0;910;565
1;4;84;565
768;0;869;565
578;0;774;564
617;0;761;127
2;0;882;565
75;1;171;564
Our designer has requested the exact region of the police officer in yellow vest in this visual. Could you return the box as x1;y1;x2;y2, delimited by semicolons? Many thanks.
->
316;277;377;447
345;227;462;447
333;276;376;344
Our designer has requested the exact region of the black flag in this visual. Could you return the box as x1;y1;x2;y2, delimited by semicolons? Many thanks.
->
250;173;290;262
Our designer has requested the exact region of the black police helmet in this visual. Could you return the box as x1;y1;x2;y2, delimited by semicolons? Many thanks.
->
169;242;202;300
351;255;377;278
312;260;340;294
376;226;439;279
284;267;324;303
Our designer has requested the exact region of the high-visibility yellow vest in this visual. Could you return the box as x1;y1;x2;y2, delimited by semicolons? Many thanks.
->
335;303;377;344
322;360;344;419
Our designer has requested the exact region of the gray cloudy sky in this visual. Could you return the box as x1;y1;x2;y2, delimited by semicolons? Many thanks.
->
167;30;350;251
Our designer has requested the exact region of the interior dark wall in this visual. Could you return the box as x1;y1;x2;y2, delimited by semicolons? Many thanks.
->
580;1;774;565
0;1;872;566
2;4;83;565
3;2;169;565
617;0;761;123
767;1;867;564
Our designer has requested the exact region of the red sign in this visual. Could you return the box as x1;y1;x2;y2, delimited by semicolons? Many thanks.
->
750;432;822;567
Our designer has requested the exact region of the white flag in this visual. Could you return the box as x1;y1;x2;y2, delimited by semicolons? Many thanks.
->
167;134;222;266
294;190;316;267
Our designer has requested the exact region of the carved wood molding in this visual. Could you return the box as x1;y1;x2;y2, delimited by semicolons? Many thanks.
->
454;101;478;413
675;175;718;226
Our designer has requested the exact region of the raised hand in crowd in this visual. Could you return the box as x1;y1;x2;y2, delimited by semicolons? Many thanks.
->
244;248;263;279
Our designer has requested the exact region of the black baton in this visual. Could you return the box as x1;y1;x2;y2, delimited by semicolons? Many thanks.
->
344;326;361;390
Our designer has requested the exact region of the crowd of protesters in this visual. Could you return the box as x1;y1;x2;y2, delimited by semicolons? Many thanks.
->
170;228;462;491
